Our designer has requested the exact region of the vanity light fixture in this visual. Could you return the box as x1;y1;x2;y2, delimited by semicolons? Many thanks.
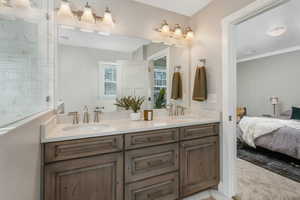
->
267;26;287;37
56;0;115;31
155;20;194;43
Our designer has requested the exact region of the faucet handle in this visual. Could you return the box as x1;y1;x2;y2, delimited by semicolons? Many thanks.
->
95;106;105;112
68;111;80;124
94;107;104;123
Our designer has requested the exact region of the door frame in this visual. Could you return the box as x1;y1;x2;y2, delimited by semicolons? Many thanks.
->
221;0;289;198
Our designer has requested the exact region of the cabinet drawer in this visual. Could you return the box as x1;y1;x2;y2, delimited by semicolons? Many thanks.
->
45;135;123;163
125;172;179;200
125;144;179;183
125;128;179;150
180;124;219;140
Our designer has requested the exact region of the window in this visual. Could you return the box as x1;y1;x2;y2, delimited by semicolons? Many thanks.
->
99;63;119;98
104;66;117;96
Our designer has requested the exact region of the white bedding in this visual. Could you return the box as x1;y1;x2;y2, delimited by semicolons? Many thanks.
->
239;117;300;147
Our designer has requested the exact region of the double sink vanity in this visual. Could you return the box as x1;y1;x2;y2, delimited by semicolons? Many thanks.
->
41;115;220;200
42;23;221;200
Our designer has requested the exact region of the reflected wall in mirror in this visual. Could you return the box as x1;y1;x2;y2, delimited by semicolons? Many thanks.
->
57;26;189;113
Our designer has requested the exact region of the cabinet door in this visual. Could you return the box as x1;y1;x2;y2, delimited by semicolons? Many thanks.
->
180;137;219;198
45;153;123;200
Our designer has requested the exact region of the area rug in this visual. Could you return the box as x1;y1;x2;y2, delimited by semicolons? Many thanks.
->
237;140;300;183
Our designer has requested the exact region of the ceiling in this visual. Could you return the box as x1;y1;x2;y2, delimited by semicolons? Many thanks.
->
236;0;300;61
58;27;151;52
132;0;212;16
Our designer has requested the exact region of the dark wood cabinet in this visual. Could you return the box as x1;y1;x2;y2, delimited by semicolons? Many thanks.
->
44;153;123;200
43;123;219;200
180;136;219;198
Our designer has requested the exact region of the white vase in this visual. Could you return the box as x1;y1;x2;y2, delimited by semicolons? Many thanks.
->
130;112;140;121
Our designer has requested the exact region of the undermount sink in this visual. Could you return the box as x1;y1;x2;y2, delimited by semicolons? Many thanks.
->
62;124;110;132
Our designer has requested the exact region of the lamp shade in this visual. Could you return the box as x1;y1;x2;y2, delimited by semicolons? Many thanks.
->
173;24;183;38
103;7;114;26
81;3;95;24
270;97;279;105
160;20;170;35
185;27;194;40
57;0;74;21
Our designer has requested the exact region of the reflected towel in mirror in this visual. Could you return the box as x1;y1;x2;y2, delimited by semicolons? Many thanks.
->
171;72;182;100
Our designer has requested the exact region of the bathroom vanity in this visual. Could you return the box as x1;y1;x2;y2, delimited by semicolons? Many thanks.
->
42;117;220;200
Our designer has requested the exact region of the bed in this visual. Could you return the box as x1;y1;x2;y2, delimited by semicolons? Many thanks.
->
237;117;300;160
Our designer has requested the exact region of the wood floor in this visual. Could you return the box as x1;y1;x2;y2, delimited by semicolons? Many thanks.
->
236;159;300;200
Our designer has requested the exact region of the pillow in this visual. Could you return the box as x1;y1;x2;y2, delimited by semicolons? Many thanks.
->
291;107;300;120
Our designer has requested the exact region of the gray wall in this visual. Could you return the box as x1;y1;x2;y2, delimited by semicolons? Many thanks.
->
237;50;300;116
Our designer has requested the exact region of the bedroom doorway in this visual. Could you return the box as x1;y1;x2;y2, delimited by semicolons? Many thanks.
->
221;0;300;199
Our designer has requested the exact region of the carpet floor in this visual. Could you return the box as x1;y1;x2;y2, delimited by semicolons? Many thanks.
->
237;140;300;183
237;159;300;200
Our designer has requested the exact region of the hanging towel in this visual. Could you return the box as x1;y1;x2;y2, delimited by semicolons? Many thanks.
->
171;72;182;100
193;66;207;101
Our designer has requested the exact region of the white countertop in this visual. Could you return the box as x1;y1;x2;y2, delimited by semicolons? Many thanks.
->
41;115;220;143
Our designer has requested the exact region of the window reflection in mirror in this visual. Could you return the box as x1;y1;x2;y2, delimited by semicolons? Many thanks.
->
152;56;167;109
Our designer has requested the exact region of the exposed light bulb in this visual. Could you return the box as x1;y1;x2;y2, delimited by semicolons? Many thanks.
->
12;0;31;8
267;26;286;37
57;0;74;21
173;24;183;38
185;27;194;40
103;7;114;26
81;3;95;24
161;20;170;35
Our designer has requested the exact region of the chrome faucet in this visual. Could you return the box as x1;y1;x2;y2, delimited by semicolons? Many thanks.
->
82;106;90;124
175;105;186;116
94;106;104;123
68;111;80;124
167;103;186;117
166;103;174;116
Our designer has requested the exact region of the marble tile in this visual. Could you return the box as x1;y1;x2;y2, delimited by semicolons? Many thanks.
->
237;159;300;200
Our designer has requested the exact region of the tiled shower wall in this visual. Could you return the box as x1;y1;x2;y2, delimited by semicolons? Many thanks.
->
0;5;54;127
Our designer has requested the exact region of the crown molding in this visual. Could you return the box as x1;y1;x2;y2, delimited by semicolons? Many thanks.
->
237;45;300;63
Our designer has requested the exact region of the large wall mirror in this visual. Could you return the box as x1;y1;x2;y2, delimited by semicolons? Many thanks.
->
56;26;190;113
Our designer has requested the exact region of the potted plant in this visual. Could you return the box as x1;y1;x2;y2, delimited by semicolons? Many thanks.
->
129;96;145;121
114;96;132;110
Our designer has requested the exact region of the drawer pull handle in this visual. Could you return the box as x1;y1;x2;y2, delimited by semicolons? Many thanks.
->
135;138;148;144
148;136;164;142
147;159;164;167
